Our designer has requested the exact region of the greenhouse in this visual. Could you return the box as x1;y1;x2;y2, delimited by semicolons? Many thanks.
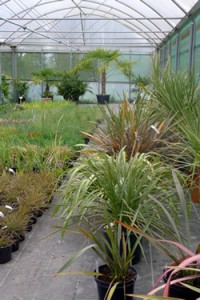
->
0;1;200;300
0;0;200;102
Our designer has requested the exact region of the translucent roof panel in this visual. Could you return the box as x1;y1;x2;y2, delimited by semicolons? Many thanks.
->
0;0;199;53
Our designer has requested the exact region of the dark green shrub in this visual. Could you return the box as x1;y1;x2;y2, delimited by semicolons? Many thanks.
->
57;72;91;103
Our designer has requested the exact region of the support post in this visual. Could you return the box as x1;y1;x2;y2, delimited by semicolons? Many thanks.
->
189;22;195;73
176;33;180;72
11;46;17;102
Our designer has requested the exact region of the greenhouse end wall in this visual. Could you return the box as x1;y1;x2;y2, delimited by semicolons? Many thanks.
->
0;51;152;103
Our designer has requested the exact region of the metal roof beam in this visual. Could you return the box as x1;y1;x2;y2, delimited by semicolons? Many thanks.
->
140;0;175;29
171;0;188;15
0;30;170;34
6;17;183;20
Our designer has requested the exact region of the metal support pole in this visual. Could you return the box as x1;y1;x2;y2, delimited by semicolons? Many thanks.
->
70;50;72;69
168;40;172;62
161;46;164;67
176;33;180;72
41;51;44;96
11;46;17;102
189;22;195;73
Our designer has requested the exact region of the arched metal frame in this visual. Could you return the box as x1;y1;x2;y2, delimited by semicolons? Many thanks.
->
0;0;199;53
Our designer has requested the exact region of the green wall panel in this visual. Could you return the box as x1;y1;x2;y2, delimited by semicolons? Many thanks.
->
17;53;42;79
179;25;191;71
194;19;200;77
1;53;12;77
171;35;177;71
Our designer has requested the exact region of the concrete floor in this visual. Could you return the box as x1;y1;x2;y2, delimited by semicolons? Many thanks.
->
0;194;199;300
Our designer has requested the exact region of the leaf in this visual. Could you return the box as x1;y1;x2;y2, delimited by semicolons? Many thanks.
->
130;294;183;300
106;282;119;300
181;283;200;293
54;271;100;276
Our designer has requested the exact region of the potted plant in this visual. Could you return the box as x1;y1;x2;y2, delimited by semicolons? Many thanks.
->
19;179;50;217
131;74;150;103
0;228;13;263
55;149;184;230
150;60;200;202
156;243;200;300
116;173;199;300
54;149;191;299
0;74;10;103
150;59;199;121
175;101;200;203
56;222;138;300
80;99;174;160
57;71;92;103
32;68;59;100
118;229;200;300
14;79;29;103
73;48;134;104
1;208;29;248
54;149;190;293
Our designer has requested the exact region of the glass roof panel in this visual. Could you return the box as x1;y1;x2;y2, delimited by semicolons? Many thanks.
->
0;0;199;53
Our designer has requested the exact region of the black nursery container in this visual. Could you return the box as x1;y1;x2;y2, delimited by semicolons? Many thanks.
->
12;240;20;252
0;245;12;264
167;281;200;300
96;94;110;104
94;264;137;300
164;268;200;300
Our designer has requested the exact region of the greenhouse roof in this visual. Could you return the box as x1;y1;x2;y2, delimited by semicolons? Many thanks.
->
0;0;199;53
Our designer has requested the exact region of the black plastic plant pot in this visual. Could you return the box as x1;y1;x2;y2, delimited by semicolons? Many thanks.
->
168;282;200;300
164;269;200;300
29;215;37;224
0;245;12;264
94;264;137;300
26;221;33;232
34;210;44;218
19;234;25;242
96;94;110;104
12;240;20;252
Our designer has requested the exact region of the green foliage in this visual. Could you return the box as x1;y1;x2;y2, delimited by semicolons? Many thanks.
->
74;48;134;95
55;149;188;245
81;99;174;160
150;59;200;169
57;71;91;102
0;170;57;210
14;79;29;97
55;150;191;297
150;59;199;119
120;226;200;299
0;101;100;146
0;74;10;102
58;223;137;285
1;209;29;238
0;229;13;247
32;68;60;98
131;74;150;102
0;170;58;246
0;101;100;171
0;103;14;111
